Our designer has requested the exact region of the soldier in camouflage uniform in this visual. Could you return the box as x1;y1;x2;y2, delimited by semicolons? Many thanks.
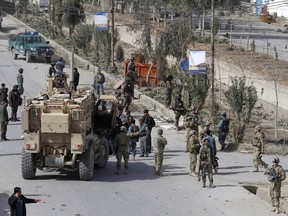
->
172;94;186;130
199;137;215;188
164;75;174;108
184;106;200;151
114;126;130;174
0;100;9;141
264;157;286;214
187;130;200;177
153;128;167;176
252;125;268;172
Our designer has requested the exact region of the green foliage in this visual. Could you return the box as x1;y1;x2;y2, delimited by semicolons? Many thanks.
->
156;20;194;62
115;45;125;62
208;98;220;124
72;24;94;57
224;77;258;143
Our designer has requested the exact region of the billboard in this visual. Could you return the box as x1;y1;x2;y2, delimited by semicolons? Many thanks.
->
189;50;206;74
94;12;108;30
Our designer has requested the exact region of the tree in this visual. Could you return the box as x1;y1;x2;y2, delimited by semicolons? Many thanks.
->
115;45;125;62
17;0;29;22
224;77;258;143
62;0;85;38
72;24;94;57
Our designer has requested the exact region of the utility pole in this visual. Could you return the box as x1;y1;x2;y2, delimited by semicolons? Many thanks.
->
211;0;215;98
111;0;115;69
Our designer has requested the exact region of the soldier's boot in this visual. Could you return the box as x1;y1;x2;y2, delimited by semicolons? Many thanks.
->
114;169;120;175
252;166;259;172
275;207;280;214
270;207;276;212
190;171;197;177
209;180;216;188
202;181;206;188
124;169;129;174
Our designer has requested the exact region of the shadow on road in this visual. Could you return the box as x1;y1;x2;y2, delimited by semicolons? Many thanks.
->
215;171;250;175
220;165;252;169
0;153;21;157
0;26;18;33
0;193;10;216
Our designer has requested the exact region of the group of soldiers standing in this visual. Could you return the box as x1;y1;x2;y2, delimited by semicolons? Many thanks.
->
0;68;24;141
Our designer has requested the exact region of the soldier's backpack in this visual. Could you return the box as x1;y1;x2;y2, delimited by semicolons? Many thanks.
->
222;119;230;132
267;168;279;182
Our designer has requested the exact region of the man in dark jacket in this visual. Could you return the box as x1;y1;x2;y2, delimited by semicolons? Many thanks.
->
8;85;21;121
143;109;155;153
8;187;41;216
0;100;9;141
73;67;80;91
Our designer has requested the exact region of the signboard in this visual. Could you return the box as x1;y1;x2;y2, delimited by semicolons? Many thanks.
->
189;50;206;74
39;0;49;9
94;12;108;30
179;59;189;71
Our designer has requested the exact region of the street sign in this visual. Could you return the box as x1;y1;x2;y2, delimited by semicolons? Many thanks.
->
94;12;108;30
189;50;206;74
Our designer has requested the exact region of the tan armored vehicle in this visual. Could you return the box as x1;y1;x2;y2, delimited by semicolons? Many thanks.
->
21;75;117;180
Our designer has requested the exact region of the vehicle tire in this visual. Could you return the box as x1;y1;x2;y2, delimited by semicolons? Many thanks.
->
26;51;31;63
21;148;36;179
45;56;51;63
95;137;109;168
12;49;18;60
79;144;95;181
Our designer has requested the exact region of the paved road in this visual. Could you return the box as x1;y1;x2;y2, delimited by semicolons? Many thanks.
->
0;15;287;216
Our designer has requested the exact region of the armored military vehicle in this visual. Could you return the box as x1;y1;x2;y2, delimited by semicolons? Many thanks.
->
21;74;117;180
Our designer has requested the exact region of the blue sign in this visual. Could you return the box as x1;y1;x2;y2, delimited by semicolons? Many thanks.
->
179;59;189;70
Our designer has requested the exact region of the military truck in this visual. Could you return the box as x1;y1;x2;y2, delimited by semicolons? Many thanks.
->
21;75;117;180
8;31;54;63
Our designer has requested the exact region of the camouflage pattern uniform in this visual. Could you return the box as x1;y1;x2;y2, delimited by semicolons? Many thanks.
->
165;75;174;107
252;126;268;172
172;95;186;129
199;138;215;188
153;129;167;176
264;158;286;213
187;131;200;176
17;69;24;95
184;107;199;151
114;127;130;174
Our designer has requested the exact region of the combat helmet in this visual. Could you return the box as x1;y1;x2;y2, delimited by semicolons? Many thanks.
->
272;157;280;163
19;68;23;73
157;128;163;135
120;126;127;133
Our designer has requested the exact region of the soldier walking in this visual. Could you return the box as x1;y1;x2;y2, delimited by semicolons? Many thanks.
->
126;58;136;97
217;112;230;151
199;137;215;188
8;85;21;121
184;106;200;151
17;68;24;95
187;130;201;176
172;94;186;130
114;126;130;174
252;125;268;172
153;128;167;176
165;75;174;108
0;100;9;141
264;157;286;214
122;81;133;112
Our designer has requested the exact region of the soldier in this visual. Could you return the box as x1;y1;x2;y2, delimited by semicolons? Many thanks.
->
217;112;230;151
199;122;218;173
1;87;8;103
122;81;133;112
184;106;200;151
264;157;286;214
17;68;24;95
143;109;155;154
139;117;148;157
0;100;9;141
8;85;21;122
153;128;167;176
199;137;215;188
252;125;268;172
172;94;186;130
55;57;65;77
114;126;130;174
0;83;6;102
94;68;105;96
126;58;136;98
48;63;56;77
165;75;174;108
127;119;139;161
124;110;134;129
187;130;201;176
72;68;80;91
